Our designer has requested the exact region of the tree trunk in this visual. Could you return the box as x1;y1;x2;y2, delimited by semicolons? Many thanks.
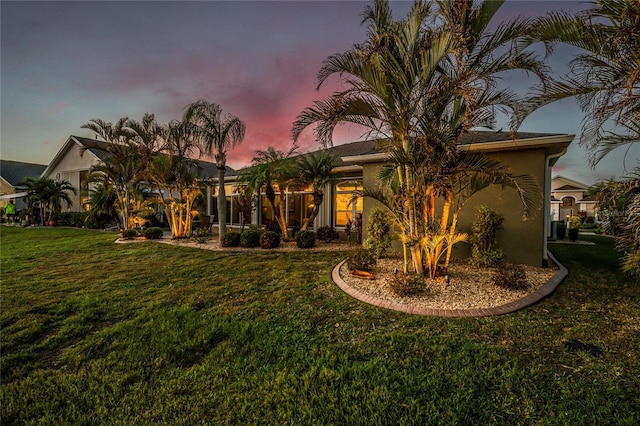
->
277;190;289;239
300;190;323;231
217;166;227;242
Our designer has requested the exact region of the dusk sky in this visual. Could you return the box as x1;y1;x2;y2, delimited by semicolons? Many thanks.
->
2;0;638;185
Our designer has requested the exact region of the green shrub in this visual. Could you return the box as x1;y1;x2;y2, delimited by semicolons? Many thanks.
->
264;219;282;235
347;248;376;271
143;227;164;239
316;225;339;243
492;263;528;290
362;206;392;258
594;228;604;234
191;227;212;243
470;206;505;267
295;230;316;249
586;216;596;224
390;272;426;297
240;229;261;248
221;232;240;247
568;215;582;229
122;229;139;240
55;211;86;227
260;231;281;249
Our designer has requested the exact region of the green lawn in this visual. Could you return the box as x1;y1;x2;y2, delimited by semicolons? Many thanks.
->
1;227;638;425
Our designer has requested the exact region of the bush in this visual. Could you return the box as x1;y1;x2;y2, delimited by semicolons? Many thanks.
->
221;232;240;247
295;230;316;249
390;272;426;297
264;219;282;235
586;216;596;224
316;225;339;243
143;227;164;240
122;229;139;240
55;211;86;227
240;229;261;248
347;248;376;272
363;206;392;258
260;231;281;249
492;263;528;290
470;206;505;267
191;227;212;243
568;215;582;229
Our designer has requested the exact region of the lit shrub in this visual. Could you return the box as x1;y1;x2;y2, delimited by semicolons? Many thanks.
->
122;229;139;240
143;227;164;240
347;248;376;271
260;231;281;249
470;206;505;267
316;225;339;243
240;229;261;248
363;206;392;258
492;263;528;290
295;230;316;249
390;272;426;297
191;227;212;243
221;232;240;247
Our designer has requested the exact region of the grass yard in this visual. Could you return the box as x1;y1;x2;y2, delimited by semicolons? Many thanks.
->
1;227;638;425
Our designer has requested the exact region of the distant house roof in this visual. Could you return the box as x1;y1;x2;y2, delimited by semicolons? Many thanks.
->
0;160;47;187
555;184;585;191
46;135;227;179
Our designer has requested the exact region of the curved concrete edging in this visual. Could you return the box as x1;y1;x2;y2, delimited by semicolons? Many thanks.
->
330;251;569;317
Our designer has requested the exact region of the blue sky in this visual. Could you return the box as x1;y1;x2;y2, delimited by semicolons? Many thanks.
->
2;0;638;185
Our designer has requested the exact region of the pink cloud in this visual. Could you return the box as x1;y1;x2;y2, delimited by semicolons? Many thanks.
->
47;102;67;115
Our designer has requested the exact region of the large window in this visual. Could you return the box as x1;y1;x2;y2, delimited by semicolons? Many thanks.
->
335;180;363;227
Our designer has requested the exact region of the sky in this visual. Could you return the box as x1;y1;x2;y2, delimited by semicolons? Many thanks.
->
1;0;638;186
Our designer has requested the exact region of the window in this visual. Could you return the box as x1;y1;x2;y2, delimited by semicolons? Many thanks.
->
561;197;574;208
335;180;363;227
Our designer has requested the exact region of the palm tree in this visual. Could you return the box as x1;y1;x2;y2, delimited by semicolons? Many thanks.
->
19;176;76;225
530;0;640;167
82;117;141;230
294;151;342;231
238;147;297;239
184;100;246;241
293;0;545;275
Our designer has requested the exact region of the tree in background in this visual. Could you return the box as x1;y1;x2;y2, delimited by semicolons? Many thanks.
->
19;176;76;225
294;151;342;231
184;100;245;241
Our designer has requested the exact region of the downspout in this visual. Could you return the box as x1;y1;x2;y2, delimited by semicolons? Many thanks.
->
543;147;568;267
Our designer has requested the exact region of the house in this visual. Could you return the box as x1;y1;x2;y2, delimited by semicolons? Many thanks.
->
550;175;597;223
0;160;47;211
212;131;574;267
41;135;223;214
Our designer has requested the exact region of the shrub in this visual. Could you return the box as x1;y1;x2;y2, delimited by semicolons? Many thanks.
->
191;227;212;244
316;225;339;243
586;216;596;224
221;232;241;247
260;231;281;249
569;215;582;229
492;263;528;290
295;230;316;249
264;219;282;235
122;229;139;240
390;272;426;297
470;206;505;267
594;228;604;234
347;248;376;271
240;229;261;248
55;211;86;227
143;227;164;240
363;206;392;258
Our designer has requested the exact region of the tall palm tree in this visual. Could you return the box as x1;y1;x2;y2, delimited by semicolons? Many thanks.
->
238;147;297;239
294;151;342;231
82;117;141;230
184;100;246;241
293;0;545;275
530;0;640;166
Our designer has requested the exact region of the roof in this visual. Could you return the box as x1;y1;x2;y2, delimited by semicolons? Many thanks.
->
48;135;226;179
555;184;585;191
0;160;47;186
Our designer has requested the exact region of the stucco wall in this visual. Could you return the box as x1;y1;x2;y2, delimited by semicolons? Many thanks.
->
44;141;100;212
359;148;547;267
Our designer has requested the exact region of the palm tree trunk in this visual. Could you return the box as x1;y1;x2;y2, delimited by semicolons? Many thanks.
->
444;210;459;272
217;166;227;241
277;190;289;239
300;191;323;231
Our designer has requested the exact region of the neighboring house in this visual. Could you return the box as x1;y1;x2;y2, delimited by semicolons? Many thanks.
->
0;160;47;210
213;131;574;267
42;135;223;213
550;176;597;223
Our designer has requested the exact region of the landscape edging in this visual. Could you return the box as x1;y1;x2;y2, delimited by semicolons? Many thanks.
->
330;251;569;317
